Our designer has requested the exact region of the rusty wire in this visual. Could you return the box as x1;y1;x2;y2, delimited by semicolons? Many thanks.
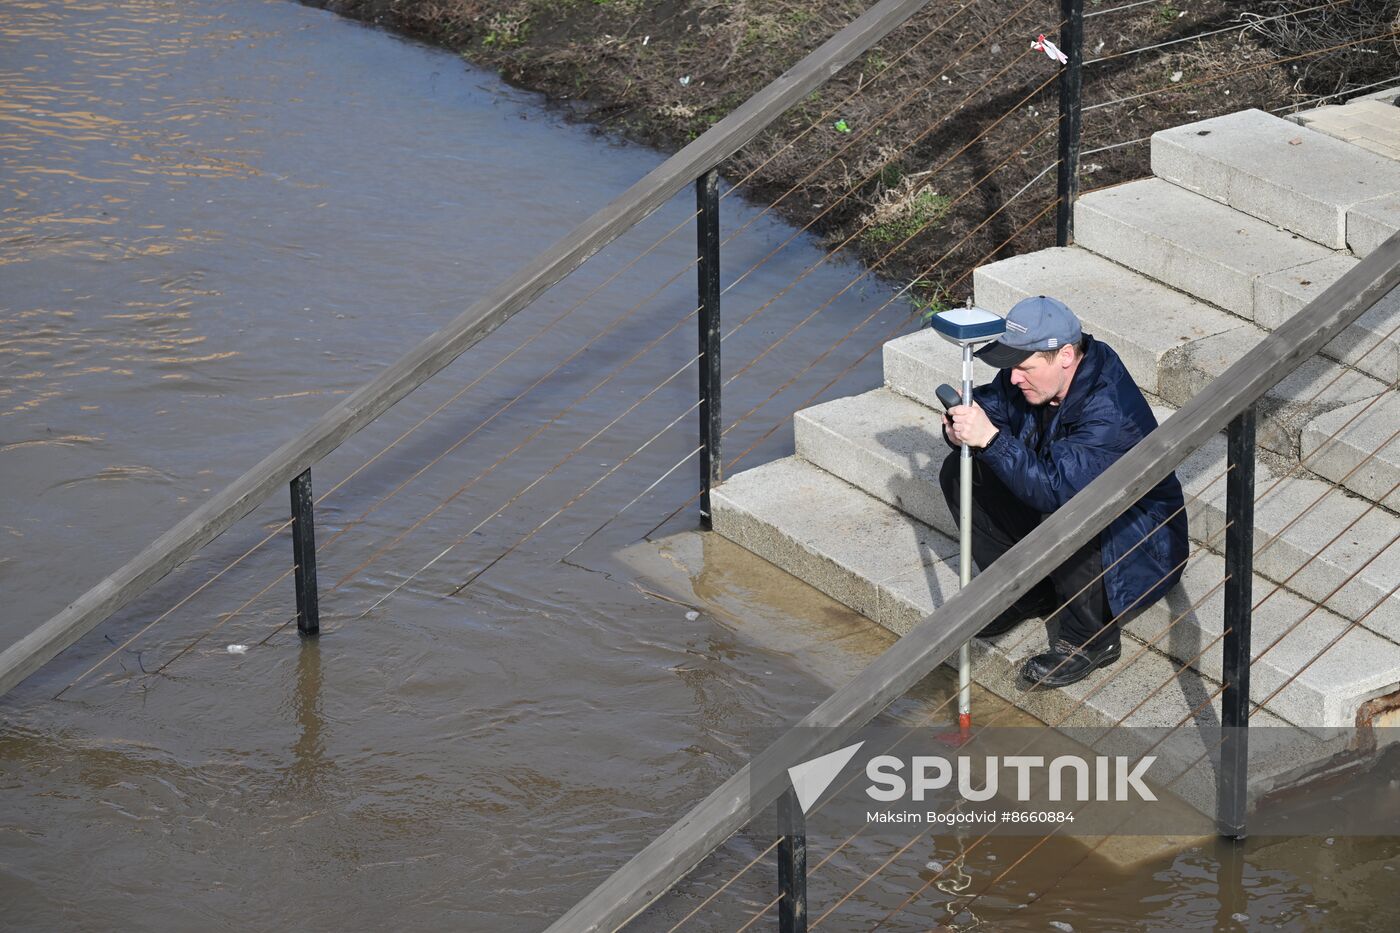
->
1085;0;1350;66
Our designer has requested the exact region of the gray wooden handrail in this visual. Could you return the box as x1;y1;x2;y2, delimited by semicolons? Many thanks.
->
0;0;938;699
545;234;1400;932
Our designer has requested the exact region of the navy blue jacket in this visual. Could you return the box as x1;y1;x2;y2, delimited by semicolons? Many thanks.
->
967;335;1188;619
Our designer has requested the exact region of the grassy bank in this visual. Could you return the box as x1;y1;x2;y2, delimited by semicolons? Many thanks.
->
311;0;1400;313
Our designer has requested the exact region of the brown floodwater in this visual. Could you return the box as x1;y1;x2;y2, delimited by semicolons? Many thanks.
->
2;0;1398;930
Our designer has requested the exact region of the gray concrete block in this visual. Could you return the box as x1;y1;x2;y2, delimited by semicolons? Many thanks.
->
1357;87;1400;105
1348;192;1400;258
1152;109;1400;248
882;326;1000;410
966;627;1336;817
1074;178;1336;319
1153;109;1400;249
1302;392;1400;514
1125;552;1400;730
1171;420;1400;642
796;389;1400;644
972;246;1244;396
1156;324;1386;458
1255;255;1400;384
794;389;958;539
710;457;960;622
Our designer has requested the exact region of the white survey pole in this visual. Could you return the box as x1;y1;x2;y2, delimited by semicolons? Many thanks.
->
928;305;1006;740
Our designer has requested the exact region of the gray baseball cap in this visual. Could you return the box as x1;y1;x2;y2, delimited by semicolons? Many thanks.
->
974;295;1082;368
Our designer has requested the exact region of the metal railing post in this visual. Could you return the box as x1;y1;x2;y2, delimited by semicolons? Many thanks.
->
290;468;320;636
1056;0;1084;247
1218;406;1255;838
697;168;722;529
777;786;808;933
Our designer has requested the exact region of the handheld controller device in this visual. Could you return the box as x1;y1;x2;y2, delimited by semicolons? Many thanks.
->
935;383;963;412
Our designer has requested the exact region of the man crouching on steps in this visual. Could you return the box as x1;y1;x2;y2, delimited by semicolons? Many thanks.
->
939;295;1189;689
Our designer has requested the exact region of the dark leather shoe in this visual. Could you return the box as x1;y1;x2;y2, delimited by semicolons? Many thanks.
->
978;597;1059;638
1020;638;1121;688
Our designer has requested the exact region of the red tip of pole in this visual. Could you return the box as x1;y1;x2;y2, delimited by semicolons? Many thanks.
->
937;715;974;747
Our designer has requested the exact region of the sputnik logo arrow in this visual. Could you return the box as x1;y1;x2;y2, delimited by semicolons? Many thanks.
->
787;741;865;814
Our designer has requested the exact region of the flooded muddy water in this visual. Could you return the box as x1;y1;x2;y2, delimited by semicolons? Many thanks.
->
2;0;1398;929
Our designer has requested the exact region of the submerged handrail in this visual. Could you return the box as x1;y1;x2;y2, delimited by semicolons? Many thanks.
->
0;0;939;698
544;234;1400;932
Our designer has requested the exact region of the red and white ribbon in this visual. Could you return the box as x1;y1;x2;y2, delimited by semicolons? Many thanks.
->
1032;34;1069;65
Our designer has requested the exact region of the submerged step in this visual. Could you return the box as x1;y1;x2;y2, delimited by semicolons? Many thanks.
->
1074;177;1335;320
1152;108;1400;249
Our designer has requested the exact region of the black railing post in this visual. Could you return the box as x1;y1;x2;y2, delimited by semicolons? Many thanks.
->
1218;406;1255;838
290;468;320;636
777;786;808;933
697;168;722;529
1056;0;1084;247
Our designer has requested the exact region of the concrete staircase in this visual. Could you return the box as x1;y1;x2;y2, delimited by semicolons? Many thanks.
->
712;100;1400;808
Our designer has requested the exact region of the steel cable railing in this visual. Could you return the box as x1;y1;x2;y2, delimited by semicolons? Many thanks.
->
338;118;1060;625
937;512;1400;929
13;0;968;699
56;4;1059;688
1085;0;1350;67
549;204;1062;930
800;392;1400;927
569;196;1059;562
1085;26;1400;113
135;63;1062;671
808;316;1400;913
682;290;1400;930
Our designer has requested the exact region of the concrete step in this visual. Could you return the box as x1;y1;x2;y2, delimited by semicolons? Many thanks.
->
1347;193;1400;258
967;246;1388;459
793;387;1400;644
1254;254;1400;385
969;245;1244;397
1174;415;1400;644
709;456;962;634
711;455;1400;731
967;630;1338;819
1295;96;1400;165
1302;391;1400;516
1151;108;1400;250
1074;177;1336;321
